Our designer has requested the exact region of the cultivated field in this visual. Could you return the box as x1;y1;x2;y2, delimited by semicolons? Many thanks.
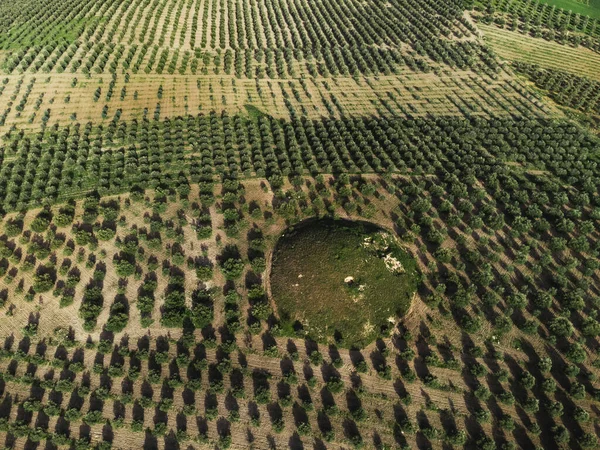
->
0;69;555;133
0;0;600;449
0;0;561;134
479;23;600;81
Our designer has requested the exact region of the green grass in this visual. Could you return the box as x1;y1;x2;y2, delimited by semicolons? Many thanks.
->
538;0;600;18
244;104;269;120
270;219;418;348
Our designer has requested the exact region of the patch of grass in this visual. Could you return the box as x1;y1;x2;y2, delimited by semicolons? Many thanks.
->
538;0;600;18
244;104;268;120
270;219;418;348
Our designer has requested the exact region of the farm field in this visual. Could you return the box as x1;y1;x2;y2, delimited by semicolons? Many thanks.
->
479;23;600;81
0;0;599;449
0;70;554;133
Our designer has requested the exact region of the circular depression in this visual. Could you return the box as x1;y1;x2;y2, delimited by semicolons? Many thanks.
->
269;219;418;347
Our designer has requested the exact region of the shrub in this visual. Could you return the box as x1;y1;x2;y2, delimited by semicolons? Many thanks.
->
33;272;54;293
220;257;244;279
326;377;344;393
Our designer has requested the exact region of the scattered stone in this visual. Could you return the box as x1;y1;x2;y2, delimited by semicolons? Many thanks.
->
362;232;393;252
363;321;375;336
384;253;404;274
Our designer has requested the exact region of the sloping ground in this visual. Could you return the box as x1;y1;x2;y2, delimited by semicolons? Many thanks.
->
479;23;600;81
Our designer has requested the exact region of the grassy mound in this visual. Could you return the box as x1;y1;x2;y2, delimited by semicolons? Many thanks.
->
270;219;418;348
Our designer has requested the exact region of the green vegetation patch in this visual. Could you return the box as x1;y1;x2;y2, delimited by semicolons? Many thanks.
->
270;219;418;348
243;104;269;120
538;0;600;18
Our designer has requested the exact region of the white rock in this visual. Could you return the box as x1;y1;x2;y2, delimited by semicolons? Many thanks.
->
384;253;404;274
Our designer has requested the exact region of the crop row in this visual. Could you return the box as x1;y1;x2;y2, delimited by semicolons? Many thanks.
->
0;0;507;78
0;0;472;51
514;62;600;114
0;113;597;212
0;40;504;80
